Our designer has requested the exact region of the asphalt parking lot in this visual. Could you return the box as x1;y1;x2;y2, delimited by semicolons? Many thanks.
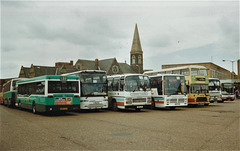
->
1;100;239;150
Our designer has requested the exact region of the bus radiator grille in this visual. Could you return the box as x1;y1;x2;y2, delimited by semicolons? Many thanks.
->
170;99;177;104
178;98;185;103
133;98;146;103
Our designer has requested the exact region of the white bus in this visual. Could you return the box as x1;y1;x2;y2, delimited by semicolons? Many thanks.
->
208;78;222;103
145;65;210;106
62;70;108;110
146;74;188;109
107;74;151;111
221;80;235;101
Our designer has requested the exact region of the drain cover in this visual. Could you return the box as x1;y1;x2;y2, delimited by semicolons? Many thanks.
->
111;133;132;136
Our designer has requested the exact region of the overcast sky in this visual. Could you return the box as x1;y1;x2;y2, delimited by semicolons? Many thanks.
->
1;0;239;78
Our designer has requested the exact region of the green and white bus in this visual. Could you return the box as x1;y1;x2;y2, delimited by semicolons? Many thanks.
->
16;75;80;113
3;78;23;107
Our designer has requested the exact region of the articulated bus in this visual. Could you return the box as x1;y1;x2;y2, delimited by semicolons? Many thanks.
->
220;80;235;101
16;75;80;113
145;65;210;106
107;74;151;111
2;78;23;107
209;78;222;103
62;70;108;110
144;73;188;109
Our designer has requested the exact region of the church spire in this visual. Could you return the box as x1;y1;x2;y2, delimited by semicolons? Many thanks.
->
131;24;142;53
130;24;143;74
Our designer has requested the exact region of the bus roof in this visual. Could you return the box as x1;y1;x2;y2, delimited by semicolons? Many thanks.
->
16;75;79;84
107;73;146;78
144;65;207;75
61;70;106;76
149;74;184;78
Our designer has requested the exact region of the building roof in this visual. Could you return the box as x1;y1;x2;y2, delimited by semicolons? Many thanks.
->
33;65;58;77
23;67;30;78
119;63;136;74
99;58;115;71
76;59;96;70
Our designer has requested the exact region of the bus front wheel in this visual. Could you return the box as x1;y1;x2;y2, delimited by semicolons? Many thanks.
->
7;99;11;108
32;102;37;114
18;100;22;110
135;108;141;112
112;101;118;112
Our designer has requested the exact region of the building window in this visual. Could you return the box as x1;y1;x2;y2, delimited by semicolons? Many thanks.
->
138;55;142;64
132;55;135;64
112;65;119;74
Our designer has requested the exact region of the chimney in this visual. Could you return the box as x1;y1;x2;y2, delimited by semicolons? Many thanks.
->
70;60;73;66
95;59;99;70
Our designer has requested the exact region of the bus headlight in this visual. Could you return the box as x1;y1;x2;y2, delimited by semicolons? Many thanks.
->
126;98;132;104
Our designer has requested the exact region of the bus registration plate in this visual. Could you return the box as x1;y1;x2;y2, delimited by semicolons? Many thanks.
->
137;106;143;108
60;107;68;110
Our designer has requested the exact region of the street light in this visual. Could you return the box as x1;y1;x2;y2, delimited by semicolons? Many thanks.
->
222;59;235;82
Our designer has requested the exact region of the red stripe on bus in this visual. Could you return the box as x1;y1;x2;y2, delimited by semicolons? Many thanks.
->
117;102;124;106
155;100;164;104
188;98;195;102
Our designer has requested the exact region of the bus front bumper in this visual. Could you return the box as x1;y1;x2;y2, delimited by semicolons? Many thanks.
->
36;104;80;112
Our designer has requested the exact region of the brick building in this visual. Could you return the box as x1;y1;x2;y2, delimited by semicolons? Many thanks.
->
162;61;240;80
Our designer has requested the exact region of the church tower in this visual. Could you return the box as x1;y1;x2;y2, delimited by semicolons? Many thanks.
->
130;24;143;73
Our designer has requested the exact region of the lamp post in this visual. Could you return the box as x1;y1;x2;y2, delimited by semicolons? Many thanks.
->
222;59;235;82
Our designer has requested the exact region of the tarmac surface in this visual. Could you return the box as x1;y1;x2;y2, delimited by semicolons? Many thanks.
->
1;100;239;150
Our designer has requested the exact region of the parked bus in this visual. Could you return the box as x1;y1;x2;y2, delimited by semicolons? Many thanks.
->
0;91;3;105
2;78;23;107
107;74;151;111
16;75;80;113
221;81;235;101
145;74;188;109
144;65;210;106
62;70;108;110
209;78;222;103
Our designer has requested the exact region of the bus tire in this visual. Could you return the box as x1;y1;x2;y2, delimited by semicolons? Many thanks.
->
112;100;118;112
32;102;37;114
7;99;11;108
135;108;141;112
18;100;22;110
151;99;155;109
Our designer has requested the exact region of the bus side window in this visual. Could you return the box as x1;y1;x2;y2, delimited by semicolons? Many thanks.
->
157;79;163;95
112;78;120;91
108;79;113;91
120;77;124;91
